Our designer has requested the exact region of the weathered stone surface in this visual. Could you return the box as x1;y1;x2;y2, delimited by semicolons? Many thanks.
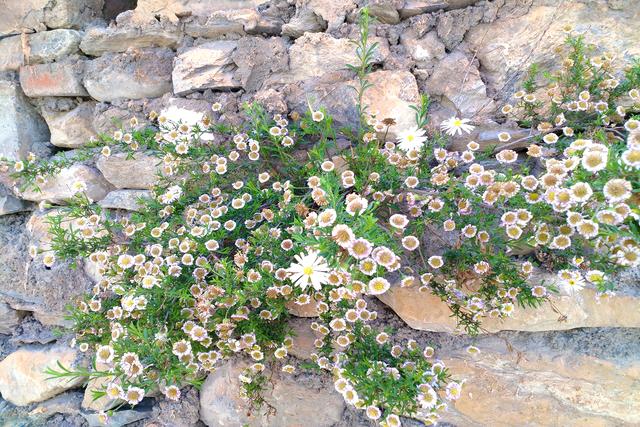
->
282;8;327;38
400;30;445;69
82;361;119;412
0;190;31;216
232;37;289;92
436;2;486;51
425;50;494;118
0;302;25;335
134;0;265;20
378;270;640;333
0;0;102;36
42;102;96;148
439;328;640;426
288;32;389;81
96;152;162;189
0;78;49;161
84;48;174;102
17;164;112;204
368;0;402;24
172;41;240;95
303;0;357;31
398;0;448;19
82;408;152;427
98;189;151;211
147;386;201;427
0;345;83;406
465;1;640;99
80;11;182;56
183;9;259;38
0;30;81;71
200;361;344;427
20;62;87;97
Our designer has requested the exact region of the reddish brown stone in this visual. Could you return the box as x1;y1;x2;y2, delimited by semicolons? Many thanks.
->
19;63;87;97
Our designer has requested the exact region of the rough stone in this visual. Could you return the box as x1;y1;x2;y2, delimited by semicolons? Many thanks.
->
287;32;389;81
0;78;50;161
82;361;119;412
147;387;201;427
0;30;82;71
183;9;259;39
98;189;152;211
368;0;402;24
436;3;485;51
82;408;152;427
17;164;113;204
425;50;495;118
200;361;344;427
42;102;97;148
0;0;103;36
96;152;162;190
378;270;640;333
19;62;88;97
80;11;182;56
232;37;289;92
0;192;30;216
172;41;240;95
0;345;84;406
304;0;357;31
84;48;174;102
0;302;25;335
282;8;327;38
398;0;448;19
465;1;640;99
439;328;640;426
400;30;445;69
134;0;266;20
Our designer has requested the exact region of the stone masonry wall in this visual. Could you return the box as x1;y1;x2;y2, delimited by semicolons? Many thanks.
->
0;0;639;426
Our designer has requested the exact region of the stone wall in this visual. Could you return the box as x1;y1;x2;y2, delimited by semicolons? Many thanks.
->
0;0;639;426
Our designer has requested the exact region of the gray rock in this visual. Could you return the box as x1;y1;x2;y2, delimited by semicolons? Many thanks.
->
82;408;152;427
96;152;162;190
0;78;50;161
0;302;25;335
0;30;81;71
0;0;102;36
42;102;97;148
98;189;151;211
368;0;402;24
400;30;445;69
398;0;448;19
282;8;327;38
436;3;485;50
184;9;260;39
17;164;113;204
232;36;289;92
19;62;88;97
84;48;174;102
80;11;182;56
0;184;32;216
172;41;240;95
147;387;200;427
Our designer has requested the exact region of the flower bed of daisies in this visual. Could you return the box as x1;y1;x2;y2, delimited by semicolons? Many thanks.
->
3;27;640;426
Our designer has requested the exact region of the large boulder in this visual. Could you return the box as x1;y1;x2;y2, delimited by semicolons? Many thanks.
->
0;78;50;161
378;270;640;333
0;345;84;406
465;1;640;99
84;48;174;102
440;328;640;426
199;361;344;427
80;11;182;56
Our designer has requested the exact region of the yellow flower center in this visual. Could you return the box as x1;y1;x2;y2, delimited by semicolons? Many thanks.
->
303;266;314;276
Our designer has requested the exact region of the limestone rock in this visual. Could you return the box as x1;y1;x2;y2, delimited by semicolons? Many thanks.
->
288;32;389;81
134;0;266;20
465;1;640;99
0;30;81;71
17;164;113;204
0;0;102;36
0;191;31;216
0;78;49;161
96;151;162;190
304;0;357;31
282;8;327;38
436;3;485;51
172;41;240;95
98;189;151;211
364;70;420;137
84;48;174;102
42;102;97;148
439;328;640;426
19;62;88;97
199;361;344;427
232;37;289;92
80;11;182;56
0;301;25;335
0;345;84;406
378;270;640;333
425;50;495;118
82;409;152;427
82;361;120;412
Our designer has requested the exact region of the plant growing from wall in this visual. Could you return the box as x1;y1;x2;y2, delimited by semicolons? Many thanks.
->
2;21;639;427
